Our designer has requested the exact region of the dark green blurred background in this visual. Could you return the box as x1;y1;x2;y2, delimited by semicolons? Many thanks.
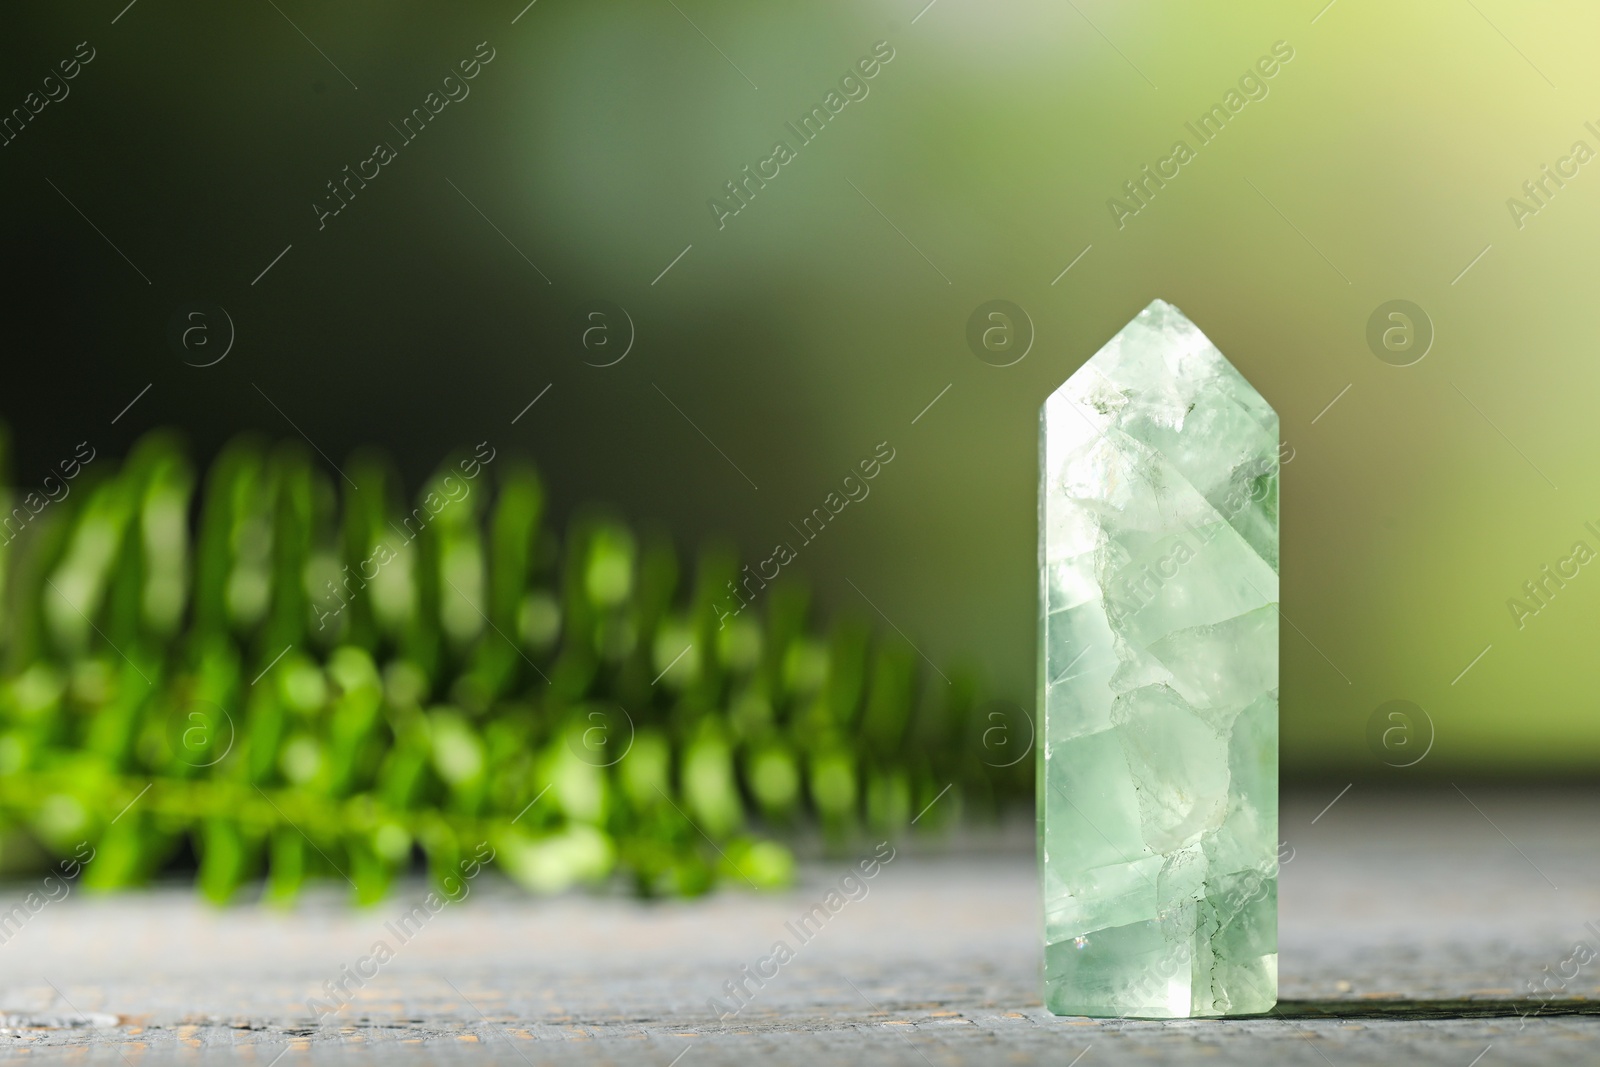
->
3;0;1595;777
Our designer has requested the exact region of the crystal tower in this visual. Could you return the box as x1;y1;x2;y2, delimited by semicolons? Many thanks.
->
1038;299;1278;1018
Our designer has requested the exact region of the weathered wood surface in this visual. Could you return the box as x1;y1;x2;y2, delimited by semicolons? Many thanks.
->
0;788;1594;1064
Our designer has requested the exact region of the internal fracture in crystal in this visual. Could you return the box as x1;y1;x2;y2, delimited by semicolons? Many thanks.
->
1038;299;1278;1018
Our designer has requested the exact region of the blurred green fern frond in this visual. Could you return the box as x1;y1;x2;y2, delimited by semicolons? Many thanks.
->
0;430;1025;905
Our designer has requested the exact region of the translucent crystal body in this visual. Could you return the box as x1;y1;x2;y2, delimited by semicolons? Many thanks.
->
1038;299;1278;1018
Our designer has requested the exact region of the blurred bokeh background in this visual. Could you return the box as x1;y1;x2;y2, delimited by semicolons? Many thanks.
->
2;0;1596;784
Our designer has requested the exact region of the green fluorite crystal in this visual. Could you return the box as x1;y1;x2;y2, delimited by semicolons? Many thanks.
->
1038;299;1278;1018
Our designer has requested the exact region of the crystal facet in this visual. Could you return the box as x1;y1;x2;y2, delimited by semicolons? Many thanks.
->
1038;299;1278;1018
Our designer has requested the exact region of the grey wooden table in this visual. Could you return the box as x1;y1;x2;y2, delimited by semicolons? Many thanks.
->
1;787;1595;1064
